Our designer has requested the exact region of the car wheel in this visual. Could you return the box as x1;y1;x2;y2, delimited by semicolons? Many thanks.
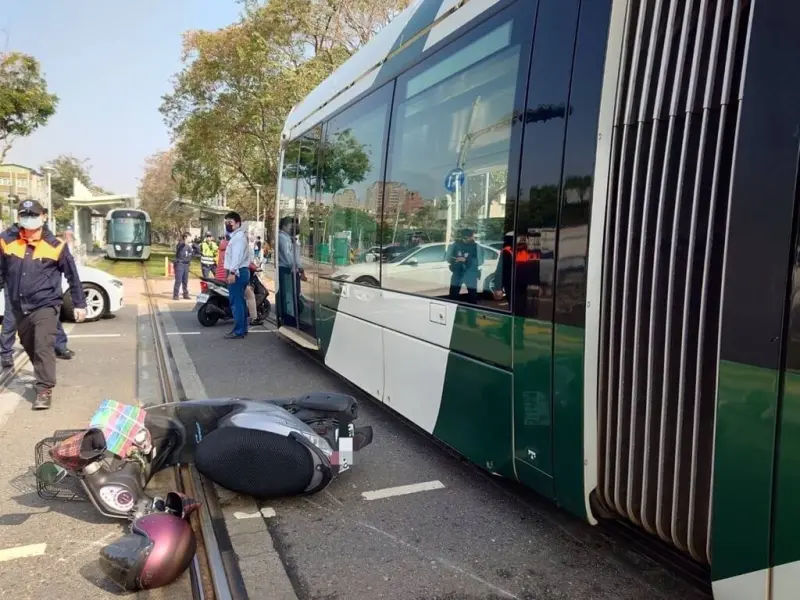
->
63;283;108;323
354;276;379;287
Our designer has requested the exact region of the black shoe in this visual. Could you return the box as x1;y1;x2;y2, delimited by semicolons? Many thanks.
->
224;332;245;339
56;348;75;360
1;355;13;369
32;389;52;410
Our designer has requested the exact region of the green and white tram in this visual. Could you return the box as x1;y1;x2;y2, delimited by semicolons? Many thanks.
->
273;1;800;598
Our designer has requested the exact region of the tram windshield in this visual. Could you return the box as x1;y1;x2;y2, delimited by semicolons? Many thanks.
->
109;216;149;244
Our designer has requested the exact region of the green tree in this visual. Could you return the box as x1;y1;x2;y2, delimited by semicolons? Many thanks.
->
42;155;93;229
0;52;58;162
161;0;410;220
139;149;195;241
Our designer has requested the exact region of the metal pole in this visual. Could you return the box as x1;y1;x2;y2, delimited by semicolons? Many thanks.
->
47;170;54;232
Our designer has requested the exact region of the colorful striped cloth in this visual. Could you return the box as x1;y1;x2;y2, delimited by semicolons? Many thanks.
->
88;400;146;458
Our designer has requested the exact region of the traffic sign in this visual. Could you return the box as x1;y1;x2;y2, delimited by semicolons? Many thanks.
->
444;168;465;193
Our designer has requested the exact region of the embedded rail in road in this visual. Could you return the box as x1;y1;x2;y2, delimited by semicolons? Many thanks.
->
142;267;248;600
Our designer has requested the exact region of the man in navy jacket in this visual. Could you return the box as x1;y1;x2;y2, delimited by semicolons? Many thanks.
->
0;199;86;409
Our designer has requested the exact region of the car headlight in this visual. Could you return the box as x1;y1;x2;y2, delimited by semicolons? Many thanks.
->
332;274;351;281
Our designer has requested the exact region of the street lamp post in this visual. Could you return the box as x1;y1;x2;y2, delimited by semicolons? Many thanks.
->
254;184;262;226
42;166;55;232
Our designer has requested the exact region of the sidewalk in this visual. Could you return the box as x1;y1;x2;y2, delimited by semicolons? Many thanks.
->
0;305;140;598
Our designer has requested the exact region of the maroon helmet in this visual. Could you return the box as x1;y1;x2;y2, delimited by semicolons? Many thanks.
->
99;512;196;591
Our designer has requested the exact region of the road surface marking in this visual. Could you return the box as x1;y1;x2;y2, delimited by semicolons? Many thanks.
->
167;331;201;335
68;333;121;338
249;329;277;333
0;543;46;563
233;507;276;519
361;480;445;501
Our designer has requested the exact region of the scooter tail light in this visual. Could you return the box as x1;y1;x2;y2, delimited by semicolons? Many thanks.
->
199;281;208;292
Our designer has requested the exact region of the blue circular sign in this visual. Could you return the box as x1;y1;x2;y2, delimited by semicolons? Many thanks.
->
444;168;465;193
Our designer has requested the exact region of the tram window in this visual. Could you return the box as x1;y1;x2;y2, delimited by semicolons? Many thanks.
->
318;84;393;282
295;127;322;264
380;16;524;310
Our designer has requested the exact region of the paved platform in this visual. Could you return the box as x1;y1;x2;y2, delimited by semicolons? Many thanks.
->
0;292;140;598
166;303;709;600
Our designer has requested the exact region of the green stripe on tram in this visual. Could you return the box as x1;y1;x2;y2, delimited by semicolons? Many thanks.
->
712;360;780;583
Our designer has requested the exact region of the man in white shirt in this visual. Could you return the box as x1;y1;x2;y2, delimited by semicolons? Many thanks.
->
222;211;252;339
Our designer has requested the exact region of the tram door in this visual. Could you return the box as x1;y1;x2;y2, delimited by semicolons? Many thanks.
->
277;127;320;343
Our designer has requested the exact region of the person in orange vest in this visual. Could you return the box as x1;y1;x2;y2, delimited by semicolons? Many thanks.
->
215;236;229;280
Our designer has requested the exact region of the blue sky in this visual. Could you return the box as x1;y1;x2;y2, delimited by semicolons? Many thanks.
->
0;0;241;196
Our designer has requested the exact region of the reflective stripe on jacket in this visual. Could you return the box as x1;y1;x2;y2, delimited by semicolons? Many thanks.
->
0;225;86;315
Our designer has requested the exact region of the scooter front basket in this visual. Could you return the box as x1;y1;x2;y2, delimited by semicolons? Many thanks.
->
34;430;89;502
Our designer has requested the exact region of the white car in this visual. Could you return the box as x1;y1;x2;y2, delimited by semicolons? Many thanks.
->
0;265;124;323
331;242;500;296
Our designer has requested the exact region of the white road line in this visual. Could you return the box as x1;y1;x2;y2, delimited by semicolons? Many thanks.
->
167;331;201;336
68;333;121;339
233;507;276;519
361;480;446;501
0;543;47;563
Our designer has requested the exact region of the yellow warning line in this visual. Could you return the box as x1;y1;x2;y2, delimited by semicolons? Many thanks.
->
0;543;47;563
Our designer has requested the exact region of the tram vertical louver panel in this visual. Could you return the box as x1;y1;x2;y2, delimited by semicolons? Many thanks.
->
596;0;753;565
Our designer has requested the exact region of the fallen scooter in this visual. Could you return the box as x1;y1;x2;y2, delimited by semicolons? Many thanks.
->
34;393;374;590
195;266;271;327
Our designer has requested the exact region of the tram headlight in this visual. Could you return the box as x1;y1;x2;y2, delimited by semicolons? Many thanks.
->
114;245;121;251
135;245;142;251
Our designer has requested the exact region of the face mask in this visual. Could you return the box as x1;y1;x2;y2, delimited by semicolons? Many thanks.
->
225;223;234;233
20;216;43;231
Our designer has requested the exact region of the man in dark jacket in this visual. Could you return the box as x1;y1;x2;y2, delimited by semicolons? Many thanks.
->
0;219;75;369
173;232;193;300
446;228;483;304
0;199;86;409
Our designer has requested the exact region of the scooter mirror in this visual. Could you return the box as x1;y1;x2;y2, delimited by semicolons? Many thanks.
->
36;461;68;485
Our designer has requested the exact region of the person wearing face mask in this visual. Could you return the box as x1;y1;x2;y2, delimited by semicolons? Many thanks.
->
0;199;86;410
222;211;252;339
173;232;193;300
0;209;75;369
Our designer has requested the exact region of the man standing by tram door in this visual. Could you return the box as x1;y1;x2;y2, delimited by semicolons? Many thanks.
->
223;211;252;339
0;199;86;409
199;232;217;279
173;232;193;300
447;228;482;305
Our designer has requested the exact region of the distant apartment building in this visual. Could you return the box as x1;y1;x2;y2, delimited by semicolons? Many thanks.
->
0;164;47;224
0;164;46;202
367;181;409;216
335;188;359;210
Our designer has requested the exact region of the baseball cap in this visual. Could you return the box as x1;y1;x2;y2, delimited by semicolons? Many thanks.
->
17;199;44;215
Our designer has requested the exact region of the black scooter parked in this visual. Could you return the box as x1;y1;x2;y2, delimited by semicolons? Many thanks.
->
194;268;271;327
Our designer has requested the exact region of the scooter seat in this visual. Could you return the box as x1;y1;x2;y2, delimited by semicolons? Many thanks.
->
267;393;357;416
203;277;230;287
195;426;323;498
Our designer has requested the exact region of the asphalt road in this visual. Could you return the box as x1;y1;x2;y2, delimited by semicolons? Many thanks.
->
168;302;709;600
0;304;140;599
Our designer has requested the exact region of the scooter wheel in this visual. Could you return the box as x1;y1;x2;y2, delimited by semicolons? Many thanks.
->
197;303;220;327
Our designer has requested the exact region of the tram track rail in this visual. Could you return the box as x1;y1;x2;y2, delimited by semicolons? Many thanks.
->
141;264;248;600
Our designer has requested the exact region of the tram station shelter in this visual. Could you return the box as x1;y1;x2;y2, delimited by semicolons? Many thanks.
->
65;178;136;256
164;197;230;239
